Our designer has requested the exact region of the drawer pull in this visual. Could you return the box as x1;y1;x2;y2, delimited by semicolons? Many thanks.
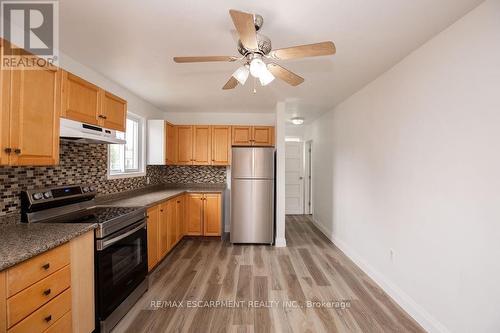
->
4;148;12;154
43;288;51;296
14;148;21;155
44;315;52;322
42;263;50;270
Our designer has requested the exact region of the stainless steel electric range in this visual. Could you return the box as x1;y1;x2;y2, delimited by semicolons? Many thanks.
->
21;184;148;333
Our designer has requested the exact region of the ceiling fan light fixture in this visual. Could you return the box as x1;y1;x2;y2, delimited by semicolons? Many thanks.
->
232;65;250;85
291;117;305;125
249;57;266;78
259;67;275;86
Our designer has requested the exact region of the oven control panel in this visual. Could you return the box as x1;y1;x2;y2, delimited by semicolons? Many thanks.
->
22;184;97;210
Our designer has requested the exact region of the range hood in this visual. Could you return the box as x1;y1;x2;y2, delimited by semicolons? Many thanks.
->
60;118;126;144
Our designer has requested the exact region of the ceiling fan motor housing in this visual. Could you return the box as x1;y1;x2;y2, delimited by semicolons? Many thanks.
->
238;34;272;56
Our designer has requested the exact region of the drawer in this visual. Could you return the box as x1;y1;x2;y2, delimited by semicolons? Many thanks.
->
44;310;72;333
7;242;70;297
7;265;71;327
8;289;71;333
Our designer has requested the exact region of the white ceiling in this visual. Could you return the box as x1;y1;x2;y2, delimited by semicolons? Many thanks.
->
59;0;483;117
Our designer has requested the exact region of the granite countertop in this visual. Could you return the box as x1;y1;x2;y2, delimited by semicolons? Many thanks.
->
0;223;97;271
97;184;226;208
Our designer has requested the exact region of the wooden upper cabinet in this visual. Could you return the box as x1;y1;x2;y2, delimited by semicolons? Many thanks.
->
61;71;100;126
9;61;60;166
211;126;231;166
165;122;177;165
186;194;203;236
0;43;10;166
203;194;222;236
176;125;193;165
193;125;211;165
232;126;275;147
147;205;160;272
232;126;253;146
252;126;274;146
100;90;126;132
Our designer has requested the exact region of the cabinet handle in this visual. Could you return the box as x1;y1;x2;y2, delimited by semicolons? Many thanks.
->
4;148;12;154
42;263;50;270
98;115;107;119
43;288;51;296
44;315;52;322
14;149;21;155
160;209;163;212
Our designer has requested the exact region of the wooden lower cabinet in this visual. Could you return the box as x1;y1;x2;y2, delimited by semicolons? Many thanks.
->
186;194;204;236
146;192;222;272
158;202;169;258
186;193;222;237
203;194;222;236
0;230;94;333
147;205;160;271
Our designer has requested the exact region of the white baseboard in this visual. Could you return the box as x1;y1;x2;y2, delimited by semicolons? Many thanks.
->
274;237;287;247
310;217;449;333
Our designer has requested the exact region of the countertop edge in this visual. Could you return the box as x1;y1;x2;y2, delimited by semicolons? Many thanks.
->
0;223;97;271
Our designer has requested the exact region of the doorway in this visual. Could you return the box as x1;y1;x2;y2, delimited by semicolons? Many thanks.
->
285;141;305;214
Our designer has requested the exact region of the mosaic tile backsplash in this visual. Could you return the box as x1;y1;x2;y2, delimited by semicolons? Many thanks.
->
0;142;226;220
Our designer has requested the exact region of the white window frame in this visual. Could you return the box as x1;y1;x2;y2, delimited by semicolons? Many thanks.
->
107;112;146;179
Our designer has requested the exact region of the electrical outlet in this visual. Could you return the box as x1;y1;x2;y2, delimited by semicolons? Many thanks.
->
389;248;395;262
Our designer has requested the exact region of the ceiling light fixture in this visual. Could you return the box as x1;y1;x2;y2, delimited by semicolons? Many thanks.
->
232;65;250;85
249;58;266;78
259;66;275;86
291;117;304;125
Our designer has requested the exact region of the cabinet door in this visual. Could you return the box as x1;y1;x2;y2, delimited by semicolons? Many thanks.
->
0;42;10;166
167;199;176;251
176;125;193;165
158;202;169;259
100;90;126;131
203;194;222;236
211;126;231;165
165;122;177;165
147;205;160;271
61;71;100;125
9;62;60;166
232;126;252;146
186;194;203;236
193;125;211;165
252;126;274;146
175;196;185;242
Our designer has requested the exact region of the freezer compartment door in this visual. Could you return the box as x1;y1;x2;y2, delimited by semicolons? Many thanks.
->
230;179;274;244
232;147;254;179
253;148;275;179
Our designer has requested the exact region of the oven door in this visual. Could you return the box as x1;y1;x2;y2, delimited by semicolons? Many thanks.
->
95;219;148;320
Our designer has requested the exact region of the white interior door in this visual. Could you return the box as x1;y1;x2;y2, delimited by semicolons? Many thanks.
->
285;142;304;214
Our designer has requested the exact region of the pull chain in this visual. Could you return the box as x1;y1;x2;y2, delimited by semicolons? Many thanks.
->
253;77;257;94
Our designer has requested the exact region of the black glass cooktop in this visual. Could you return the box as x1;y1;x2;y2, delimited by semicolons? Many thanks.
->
44;206;141;224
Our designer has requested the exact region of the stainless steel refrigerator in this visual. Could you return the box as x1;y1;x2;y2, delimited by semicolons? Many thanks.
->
231;147;275;244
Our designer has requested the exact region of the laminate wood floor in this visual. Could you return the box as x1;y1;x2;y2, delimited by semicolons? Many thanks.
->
112;215;425;333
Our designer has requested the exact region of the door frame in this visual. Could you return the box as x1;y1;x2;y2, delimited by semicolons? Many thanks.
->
305;140;313;215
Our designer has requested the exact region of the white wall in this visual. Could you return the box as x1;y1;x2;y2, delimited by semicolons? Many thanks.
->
59;53;165;119
305;1;500;332
163;112;275;125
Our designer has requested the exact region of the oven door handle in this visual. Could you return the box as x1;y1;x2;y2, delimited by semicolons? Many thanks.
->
97;221;146;251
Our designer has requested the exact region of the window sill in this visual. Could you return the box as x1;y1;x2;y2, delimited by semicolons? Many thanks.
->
107;171;146;180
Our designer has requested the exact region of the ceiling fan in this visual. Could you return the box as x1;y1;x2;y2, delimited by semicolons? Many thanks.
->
173;9;336;91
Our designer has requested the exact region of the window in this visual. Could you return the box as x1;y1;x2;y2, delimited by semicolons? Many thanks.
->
108;113;145;178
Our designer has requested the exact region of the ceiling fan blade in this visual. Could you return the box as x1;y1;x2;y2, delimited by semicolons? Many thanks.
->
229;9;258;50
173;56;238;63
269;41;336;60
222;76;239;90
267;63;304;86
